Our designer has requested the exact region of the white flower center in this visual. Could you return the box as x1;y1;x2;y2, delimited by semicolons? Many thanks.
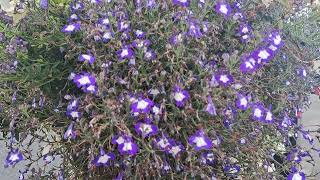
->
97;154;110;163
302;69;307;77
86;85;96;92
174;92;185;102
248;58;256;65
136;30;143;35
292;173;303;180
140;124;152;134
152;106;160;115
254;108;262;118
122;142;132;151
121;49;129;57
219;5;229;14
242;34;249;40
103;32;112;39
137;100;149;110
240;97;247;106
82;54;91;60
241;27;249;33
219;75;229;83
9;154;20;162
74;3;82;9
245;61;254;69
178;0;188;3
78;76;91;85
258;50;270;59
70;14;78;19
229;167;239;174
158;138;170;148
70;111;79;118
102;18;109;24
169;146;181;156
265;111;273;121
116;137;125;144
65;25;75;31
273;35;282;45
194;137;207;147
269;45;278;51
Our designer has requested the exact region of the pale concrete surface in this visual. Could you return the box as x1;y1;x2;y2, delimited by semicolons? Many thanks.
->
0;139;23;179
299;95;320;179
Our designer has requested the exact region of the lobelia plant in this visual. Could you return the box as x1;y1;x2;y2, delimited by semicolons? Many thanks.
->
0;0;320;179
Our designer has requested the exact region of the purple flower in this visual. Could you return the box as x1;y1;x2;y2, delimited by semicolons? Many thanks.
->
134;30;146;39
223;164;241;176
239;137;246;145
263;105;274;124
172;86;190;107
144;49;157;61
112;134;129;145
69;14;79;21
73;72;96;88
117;46;134;60
279;112;293;129
301;130;314;145
117;21;130;32
240;55;258;73
187;20;203;38
215;1;232;17
235;93;249;110
79;54;95;65
200;152;216;165
168;143;184;158
134;121;158;138
64;122;76;140
102;31;114;43
252;48;274;64
83;84;98;94
154;134;174;151
287;171;306;180
267;31;284;48
61;23;80;33
147;0;156;9
297;67;307;78
66;110;81;119
205;95;217;116
251;103;265;121
70;1;84;11
240;33;253;43
188;130;213;151
40;0;48;9
118;139;139;156
43;154;55;164
131;98;154;115
172;0;190;7
238;23;251;35
151;104;162;116
92;148;115;167
169;33;184;46
161;160;172;173
214;71;234;87
98;17;110;27
287;148;302;163
89;0;102;4
132;39;151;49
67;99;79;111
4;148;23;167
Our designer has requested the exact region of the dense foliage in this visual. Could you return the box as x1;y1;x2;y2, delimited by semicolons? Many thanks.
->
0;0;319;179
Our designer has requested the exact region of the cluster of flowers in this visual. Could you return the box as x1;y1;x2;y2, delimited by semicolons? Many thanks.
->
3;0;319;179
240;31;284;74
57;0;317;179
